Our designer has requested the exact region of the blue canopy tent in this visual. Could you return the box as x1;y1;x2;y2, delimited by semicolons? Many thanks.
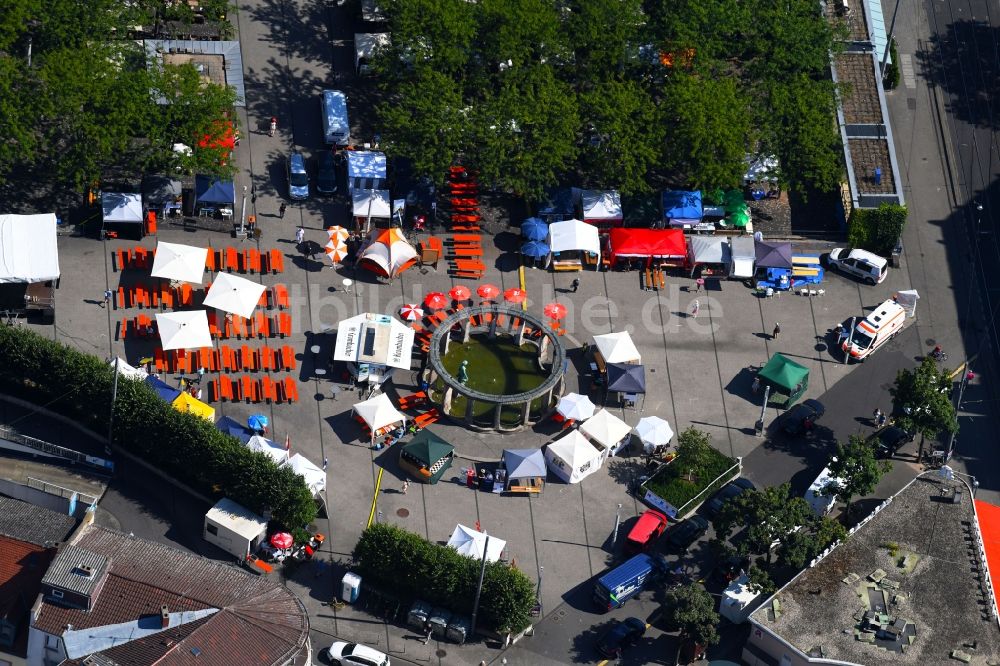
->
194;175;235;213
662;190;704;228
536;188;575;223
216;415;253;444
145;375;181;403
521;241;550;258
521;217;548;241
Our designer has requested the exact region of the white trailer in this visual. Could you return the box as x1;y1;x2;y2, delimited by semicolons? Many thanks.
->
204;497;267;560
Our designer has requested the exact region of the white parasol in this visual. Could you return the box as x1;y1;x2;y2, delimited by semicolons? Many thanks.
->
203;272;267;319
150;242;208;284
156;310;212;350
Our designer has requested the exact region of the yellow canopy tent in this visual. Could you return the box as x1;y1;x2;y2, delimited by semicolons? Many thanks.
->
172;391;216;422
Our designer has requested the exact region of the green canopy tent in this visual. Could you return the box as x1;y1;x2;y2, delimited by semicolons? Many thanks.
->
399;429;455;484
757;353;809;407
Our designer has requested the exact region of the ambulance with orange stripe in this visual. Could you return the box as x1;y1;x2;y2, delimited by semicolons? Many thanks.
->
842;298;907;362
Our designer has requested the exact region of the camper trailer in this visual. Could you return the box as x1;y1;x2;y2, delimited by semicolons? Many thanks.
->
842;298;907;362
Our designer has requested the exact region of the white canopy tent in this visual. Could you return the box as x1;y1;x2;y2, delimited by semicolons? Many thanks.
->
545;431;605;484
245;435;290;466
286;453;327;496
352;189;392;219
896;289;920;317
353;393;406;433
151;242;208;284
156;310;212;350
203;272;267;319
447;524;506;562
354;32;390;72
547;219;601;257
593;331;641;364
580;409;632;452
556;393;596;421
101;192;143;223
108;357;148;380
334;313;414;370
689;236;731;266
0;213;60;283
581;190;623;222
346;151;387;193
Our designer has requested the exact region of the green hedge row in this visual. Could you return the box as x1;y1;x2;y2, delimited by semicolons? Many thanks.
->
847;203;907;257
0;326;316;528
354;523;536;634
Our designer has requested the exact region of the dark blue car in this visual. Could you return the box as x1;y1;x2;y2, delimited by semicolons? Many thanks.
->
596;617;646;658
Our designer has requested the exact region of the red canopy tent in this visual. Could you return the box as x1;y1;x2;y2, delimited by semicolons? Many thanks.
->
607;228;688;267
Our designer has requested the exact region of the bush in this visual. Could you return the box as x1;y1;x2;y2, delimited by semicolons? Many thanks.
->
354;523;537;634
847;203;907;256
0;326;316;528
643;428;735;511
883;40;900;90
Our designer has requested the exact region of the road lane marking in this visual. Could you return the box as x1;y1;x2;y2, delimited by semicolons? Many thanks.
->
899;53;916;89
367;467;384;527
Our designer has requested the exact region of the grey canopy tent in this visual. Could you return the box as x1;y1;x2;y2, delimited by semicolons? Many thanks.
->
142;175;183;212
754;241;793;269
501;448;546;493
607;363;646;393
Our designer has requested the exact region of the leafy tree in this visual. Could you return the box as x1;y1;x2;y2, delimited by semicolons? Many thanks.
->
675;427;718;482
714;483;813;565
826;436;892;516
578;80;662;194
380;0;477;77
745;564;776;596
661;69;752;190
890;357;957;461
661;584;720;647
778;515;846;568
567;0;645;79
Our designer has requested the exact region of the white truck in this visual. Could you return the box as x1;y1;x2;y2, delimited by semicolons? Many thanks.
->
842;298;908;362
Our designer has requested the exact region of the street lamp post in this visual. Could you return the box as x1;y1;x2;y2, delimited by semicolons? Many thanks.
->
239;185;248;238
612;503;623;546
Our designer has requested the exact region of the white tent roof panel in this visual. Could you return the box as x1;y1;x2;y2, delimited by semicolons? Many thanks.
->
101;192;144;223
447;524;506;562
548;219;601;255
352;189;392;218
545;431;604;484
286;453;326;495
353;393;406;431
0;213;60;283
593;331;641;364
581;190;622;220
580;409;632;448
334;313;414;370
355;33;390;69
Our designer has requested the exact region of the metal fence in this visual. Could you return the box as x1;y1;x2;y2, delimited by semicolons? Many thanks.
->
0;424;114;473
26;476;98;506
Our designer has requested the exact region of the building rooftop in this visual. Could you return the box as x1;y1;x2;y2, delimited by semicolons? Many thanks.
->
751;475;1000;664
0;535;54;656
40;544;110;597
33;525;309;666
0;495;78;546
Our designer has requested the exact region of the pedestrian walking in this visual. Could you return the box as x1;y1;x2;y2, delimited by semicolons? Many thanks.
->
402;479;409;494
233;129;240;146
873;408;883;427
295;226;305;245
279;203;287;219
772;322;781;339
570;278;580;293
322;457;329;471
690;299;700;317
695;278;705;292
422;621;433;644
102;289;112;308
268;116;277;137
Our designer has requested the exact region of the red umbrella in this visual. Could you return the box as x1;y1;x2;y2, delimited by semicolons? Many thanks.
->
424;291;448;310
270;532;293;549
477;283;500;300
543;302;567;320
504;288;527;304
449;285;471;301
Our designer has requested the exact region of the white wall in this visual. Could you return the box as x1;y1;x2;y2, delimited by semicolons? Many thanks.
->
26;627;65;666
203;517;248;559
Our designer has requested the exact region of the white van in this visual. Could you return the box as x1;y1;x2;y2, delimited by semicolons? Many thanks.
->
321;90;349;146
827;247;888;285
842;298;907;362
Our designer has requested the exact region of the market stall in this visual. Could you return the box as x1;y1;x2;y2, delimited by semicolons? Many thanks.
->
501;448;547;494
447;524;506;562
757;353;809;408
245;435;290;465
547;219;601;271
333;312;414;386
399;429;454;484
352;189;392;233
545;430;605;483
536;187;575;223
661;190;704;229
728;236;755;280
592;331;641;370
754;240;794;291
606;363;646;409
354;32;389;74
142;175;183;218
346;150;387;193
357;227;418;280
688;236;732;279
286;453;327;496
193;176;235;218
0;213;60;322
353;393;407;444
581;189;623;229
606;228;688;270
579;408;632;457
172;390;215;422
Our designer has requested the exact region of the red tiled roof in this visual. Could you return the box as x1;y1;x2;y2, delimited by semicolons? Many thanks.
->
0;536;51;620
34;526;309;666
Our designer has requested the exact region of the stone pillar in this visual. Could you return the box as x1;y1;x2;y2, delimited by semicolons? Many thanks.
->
539;335;549;358
463;317;471;343
493;403;502;429
443;387;453;415
522;400;531;424
443;333;450;356
465;394;475;424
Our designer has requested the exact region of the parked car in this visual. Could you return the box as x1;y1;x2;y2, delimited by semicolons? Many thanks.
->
316;151;337;195
666;515;709;550
782;398;826;436
705;478;756;518
870;425;914;458
325;641;390;666
596;616;646;658
287;152;310;200
624;509;669;555
826;247;888;285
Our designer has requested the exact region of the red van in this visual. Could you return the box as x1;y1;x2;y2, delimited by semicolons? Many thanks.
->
624;509;669;554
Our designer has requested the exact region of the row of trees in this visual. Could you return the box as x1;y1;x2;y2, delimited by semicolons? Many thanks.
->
373;0;846;198
0;325;317;529
0;0;238;191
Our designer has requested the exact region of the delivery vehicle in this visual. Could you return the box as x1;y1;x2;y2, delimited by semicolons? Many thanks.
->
593;552;667;611
728;236;755;280
842;298;907;362
624;509;668;555
827;247;888;285
321;90;350;145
